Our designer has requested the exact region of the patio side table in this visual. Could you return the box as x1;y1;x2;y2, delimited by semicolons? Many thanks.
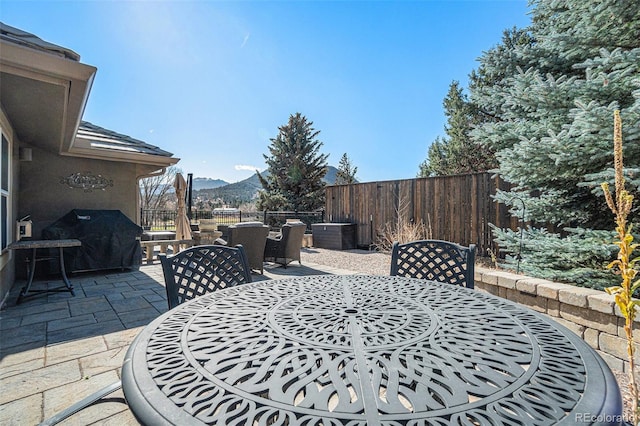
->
122;275;623;425
8;238;81;304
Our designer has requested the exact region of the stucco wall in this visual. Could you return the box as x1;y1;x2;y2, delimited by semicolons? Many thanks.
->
10;146;155;282
474;266;635;374
18;145;140;238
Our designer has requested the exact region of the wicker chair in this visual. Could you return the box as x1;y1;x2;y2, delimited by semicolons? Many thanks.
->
226;222;270;274
263;222;306;268
390;239;476;289
160;245;252;309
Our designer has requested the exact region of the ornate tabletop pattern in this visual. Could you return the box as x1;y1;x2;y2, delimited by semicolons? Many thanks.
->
123;275;620;425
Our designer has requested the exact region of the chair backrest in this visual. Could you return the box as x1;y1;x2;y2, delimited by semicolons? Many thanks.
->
160;245;252;309
227;222;270;272
390;239;476;288
280;222;306;257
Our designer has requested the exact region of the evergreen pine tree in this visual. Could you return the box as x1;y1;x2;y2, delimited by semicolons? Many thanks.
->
471;0;640;288
257;113;328;211
335;153;358;185
418;137;447;177
419;81;497;176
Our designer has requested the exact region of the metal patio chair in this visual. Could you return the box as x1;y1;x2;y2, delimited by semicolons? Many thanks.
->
160;244;252;309
390;239;476;289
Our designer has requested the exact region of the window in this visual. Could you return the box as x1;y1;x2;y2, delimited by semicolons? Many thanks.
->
1;133;9;250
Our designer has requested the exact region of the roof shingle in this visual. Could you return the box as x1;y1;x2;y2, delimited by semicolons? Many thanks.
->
77;121;174;158
0;22;80;61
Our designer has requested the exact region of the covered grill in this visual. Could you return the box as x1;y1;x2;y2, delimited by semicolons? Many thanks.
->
43;209;143;273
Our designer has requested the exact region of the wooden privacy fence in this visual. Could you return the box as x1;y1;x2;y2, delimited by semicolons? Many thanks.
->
324;172;518;257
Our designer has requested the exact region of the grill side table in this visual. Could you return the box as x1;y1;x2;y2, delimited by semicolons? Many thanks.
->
8;239;81;304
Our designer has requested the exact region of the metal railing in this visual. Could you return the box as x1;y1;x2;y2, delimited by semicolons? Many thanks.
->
140;209;245;230
140;209;323;231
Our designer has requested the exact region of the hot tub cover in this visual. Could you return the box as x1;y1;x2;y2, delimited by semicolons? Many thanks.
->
43;209;143;272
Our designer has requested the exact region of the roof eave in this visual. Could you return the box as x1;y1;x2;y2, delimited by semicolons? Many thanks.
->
0;39;96;153
62;147;180;167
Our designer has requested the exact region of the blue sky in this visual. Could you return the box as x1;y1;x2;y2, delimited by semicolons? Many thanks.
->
2;0;531;183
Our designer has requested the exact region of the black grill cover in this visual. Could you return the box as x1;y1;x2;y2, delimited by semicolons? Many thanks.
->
43;209;143;272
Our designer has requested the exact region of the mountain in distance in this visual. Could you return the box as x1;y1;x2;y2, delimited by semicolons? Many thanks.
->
324;165;338;184
194;165;345;206
195;173;263;205
191;177;228;191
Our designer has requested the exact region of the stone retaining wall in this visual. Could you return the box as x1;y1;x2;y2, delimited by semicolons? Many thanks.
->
475;266;635;373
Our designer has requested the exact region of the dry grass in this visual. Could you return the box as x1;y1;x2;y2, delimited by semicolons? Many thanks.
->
375;195;433;252
376;219;432;253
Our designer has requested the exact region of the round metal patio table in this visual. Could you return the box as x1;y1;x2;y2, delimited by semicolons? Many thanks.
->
122;275;622;425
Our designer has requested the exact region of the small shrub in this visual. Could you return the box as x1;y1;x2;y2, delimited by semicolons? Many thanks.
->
375;192;433;252
376;219;432;253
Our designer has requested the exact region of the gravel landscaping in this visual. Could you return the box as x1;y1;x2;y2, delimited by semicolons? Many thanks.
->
301;247;391;276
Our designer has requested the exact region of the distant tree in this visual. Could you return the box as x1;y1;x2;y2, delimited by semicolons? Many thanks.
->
257;113;329;211
139;166;180;211
335;153;358;185
419;28;536;179
418;136;446;178
418;81;497;177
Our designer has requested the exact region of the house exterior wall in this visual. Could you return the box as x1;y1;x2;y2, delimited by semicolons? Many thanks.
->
0;23;176;307
18;147;141;239
0;108;19;305
3;137;168;296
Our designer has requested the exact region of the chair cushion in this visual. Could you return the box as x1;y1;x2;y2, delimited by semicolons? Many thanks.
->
232;221;267;228
199;219;217;231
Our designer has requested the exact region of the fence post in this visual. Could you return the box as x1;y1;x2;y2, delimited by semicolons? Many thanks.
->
187;173;193;220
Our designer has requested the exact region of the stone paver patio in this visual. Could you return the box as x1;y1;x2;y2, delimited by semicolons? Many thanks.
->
0;260;357;426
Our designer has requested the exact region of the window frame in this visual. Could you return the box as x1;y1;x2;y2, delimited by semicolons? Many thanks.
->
1;131;11;252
